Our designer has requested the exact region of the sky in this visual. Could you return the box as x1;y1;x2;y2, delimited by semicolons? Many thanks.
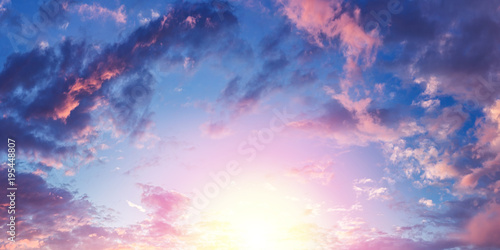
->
0;0;499;249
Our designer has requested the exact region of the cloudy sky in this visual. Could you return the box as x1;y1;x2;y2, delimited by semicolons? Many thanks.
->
0;0;499;249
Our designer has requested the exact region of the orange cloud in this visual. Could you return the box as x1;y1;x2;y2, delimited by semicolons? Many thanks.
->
53;60;125;121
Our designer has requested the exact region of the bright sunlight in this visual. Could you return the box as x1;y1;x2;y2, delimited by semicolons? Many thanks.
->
193;181;322;249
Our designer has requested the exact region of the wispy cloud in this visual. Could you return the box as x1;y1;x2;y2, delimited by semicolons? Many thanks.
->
419;198;435;208
0;0;10;12
76;3;127;24
126;200;146;212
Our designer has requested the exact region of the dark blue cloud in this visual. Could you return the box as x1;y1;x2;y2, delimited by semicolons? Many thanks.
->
0;1;240;167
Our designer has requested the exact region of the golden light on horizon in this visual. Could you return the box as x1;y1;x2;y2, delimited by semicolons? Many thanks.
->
191;181;322;249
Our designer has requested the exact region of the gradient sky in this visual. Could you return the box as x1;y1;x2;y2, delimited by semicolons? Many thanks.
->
0;0;500;249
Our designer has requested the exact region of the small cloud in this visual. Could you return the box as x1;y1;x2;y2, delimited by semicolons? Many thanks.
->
183;57;195;70
415;76;440;96
65;169;75;176
424;77;440;96
139;10;161;25
413;99;440;111
418;198;435;207
355;178;374;184
60;21;69;30
0;0;10;12
151;10;160;19
328;203;362;213
374;83;385;94
183;15;199;29
39;41;49;50
382;177;396;185
200;121;232;139
32;169;48;178
126;200;146;212
138;13;151;25
76;3;127;24
288;160;335;185
353;179;390;200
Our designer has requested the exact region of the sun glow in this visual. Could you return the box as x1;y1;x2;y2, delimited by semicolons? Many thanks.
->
237;218;279;249
194;182;319;249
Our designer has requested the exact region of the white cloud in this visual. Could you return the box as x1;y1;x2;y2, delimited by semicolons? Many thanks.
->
151;9;160;19
327;203;362;213
353;180;390;201
60;21;69;30
0;0;10;12
138;10;161;25
39;41;49;50
418;198;435;207
415;76;440;96
126;200;146;212
76;3;127;24
355;178;374;184
413;98;440;111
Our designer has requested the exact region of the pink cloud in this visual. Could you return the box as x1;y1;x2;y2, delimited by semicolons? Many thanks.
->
200;121;232;139
0;169;195;249
139;184;190;222
418;198;435;208
490;180;500;193
277;0;342;47
353;178;390;200
462;202;500;247
32;168;48;177
290;87;425;146
53;61;126;121
458;155;500;190
277;0;380;86
425;106;468;140
458;100;500;189
183;15;200;29
76;3;127;24
349;236;460;250
423;160;459;181
288;160;335;185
